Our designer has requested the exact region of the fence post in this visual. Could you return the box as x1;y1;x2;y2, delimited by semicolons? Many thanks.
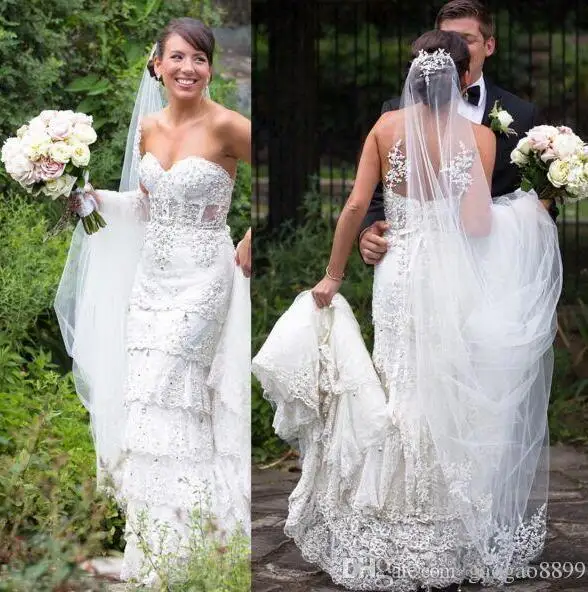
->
266;0;318;227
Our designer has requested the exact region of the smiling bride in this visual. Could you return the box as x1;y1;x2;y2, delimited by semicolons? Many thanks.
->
54;17;251;584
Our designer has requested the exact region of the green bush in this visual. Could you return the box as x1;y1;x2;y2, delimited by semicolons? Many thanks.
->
0;194;70;350
0;345;124;590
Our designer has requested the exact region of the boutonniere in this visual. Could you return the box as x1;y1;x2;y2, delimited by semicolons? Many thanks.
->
489;100;517;137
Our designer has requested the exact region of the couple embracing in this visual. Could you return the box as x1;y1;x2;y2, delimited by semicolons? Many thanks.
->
254;1;562;591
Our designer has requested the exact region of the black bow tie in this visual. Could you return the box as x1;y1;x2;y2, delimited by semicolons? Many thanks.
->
465;85;481;106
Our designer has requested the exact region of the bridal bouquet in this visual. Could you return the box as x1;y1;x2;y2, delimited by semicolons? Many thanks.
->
511;125;588;203
1;109;106;234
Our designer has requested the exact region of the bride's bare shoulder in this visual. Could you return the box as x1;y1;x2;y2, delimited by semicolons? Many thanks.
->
374;109;403;131
138;114;161;154
209;102;250;134
373;110;404;152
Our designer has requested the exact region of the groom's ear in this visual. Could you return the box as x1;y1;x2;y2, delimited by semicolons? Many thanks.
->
484;36;496;58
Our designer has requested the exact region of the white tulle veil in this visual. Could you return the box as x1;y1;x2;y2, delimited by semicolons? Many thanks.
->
54;48;165;494
399;48;562;579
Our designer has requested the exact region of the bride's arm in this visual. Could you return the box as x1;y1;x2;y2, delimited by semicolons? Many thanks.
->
235;227;252;277
311;129;381;308
460;125;495;236
88;117;151;220
223;111;251;165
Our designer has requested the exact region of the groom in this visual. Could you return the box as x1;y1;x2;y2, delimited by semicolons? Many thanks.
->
359;0;553;265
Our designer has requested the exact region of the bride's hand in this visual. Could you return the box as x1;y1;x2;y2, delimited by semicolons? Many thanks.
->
235;228;252;277
311;276;342;308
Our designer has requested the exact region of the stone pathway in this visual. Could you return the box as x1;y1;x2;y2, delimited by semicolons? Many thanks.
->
253;444;588;592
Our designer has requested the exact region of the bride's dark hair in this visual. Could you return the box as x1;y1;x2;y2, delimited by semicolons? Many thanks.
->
147;18;215;79
410;30;470;107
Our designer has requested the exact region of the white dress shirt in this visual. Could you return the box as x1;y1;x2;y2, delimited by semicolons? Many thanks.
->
458;74;486;124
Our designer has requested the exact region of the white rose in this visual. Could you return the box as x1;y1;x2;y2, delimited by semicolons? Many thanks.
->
70;143;91;167
497;110;514;129
515;137;532;156
552;133;584;160
48;114;74;141
510;148;528;166
567;164;588;198
16;125;29;139
72;123;97;145
39;110;59;123
22;132;52;161
73;112;93;126
48;141;72;163
27;116;47;135
547;159;570;188
42;173;77;200
6;153;37;186
1;137;23;164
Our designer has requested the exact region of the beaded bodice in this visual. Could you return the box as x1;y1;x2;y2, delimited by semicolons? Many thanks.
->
139;152;234;229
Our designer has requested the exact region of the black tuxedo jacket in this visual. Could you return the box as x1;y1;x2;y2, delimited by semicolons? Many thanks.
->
359;79;556;233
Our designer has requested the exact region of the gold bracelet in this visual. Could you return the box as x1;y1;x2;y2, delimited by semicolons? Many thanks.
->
326;266;344;281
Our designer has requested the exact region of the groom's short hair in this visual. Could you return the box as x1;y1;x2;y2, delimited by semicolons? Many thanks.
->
435;0;494;40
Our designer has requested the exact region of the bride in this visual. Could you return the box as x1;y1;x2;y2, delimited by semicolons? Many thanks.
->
253;30;562;592
55;18;251;583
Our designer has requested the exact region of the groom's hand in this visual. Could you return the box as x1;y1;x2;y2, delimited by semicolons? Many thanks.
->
359;221;389;264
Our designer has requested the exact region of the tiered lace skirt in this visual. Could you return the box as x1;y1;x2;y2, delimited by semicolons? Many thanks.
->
118;227;249;582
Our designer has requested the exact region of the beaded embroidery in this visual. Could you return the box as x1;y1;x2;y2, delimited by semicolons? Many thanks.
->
384;139;407;191
413;48;454;85
440;141;475;198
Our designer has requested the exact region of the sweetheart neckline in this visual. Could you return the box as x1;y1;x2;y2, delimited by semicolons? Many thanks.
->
141;151;234;184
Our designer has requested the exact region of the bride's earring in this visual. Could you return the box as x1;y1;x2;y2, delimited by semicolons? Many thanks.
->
202;78;211;99
156;72;162;83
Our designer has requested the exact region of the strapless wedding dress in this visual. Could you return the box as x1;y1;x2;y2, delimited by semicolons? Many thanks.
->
55;152;250;585
111;153;248;581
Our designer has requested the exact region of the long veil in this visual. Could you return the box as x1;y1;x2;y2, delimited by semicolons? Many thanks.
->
54;52;165;494
401;49;562;581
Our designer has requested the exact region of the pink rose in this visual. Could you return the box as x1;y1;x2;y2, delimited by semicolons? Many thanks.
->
540;148;557;163
527;125;559;152
38;157;65;180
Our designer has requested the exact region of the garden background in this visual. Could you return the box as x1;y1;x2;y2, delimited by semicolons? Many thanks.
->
251;0;588;462
0;0;250;589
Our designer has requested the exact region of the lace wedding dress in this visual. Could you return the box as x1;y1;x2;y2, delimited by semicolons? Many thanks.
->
56;149;250;584
253;50;562;592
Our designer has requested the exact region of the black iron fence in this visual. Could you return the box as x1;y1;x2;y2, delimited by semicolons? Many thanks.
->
253;0;588;295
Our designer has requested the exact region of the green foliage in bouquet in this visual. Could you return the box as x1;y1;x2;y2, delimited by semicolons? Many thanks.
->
518;152;562;201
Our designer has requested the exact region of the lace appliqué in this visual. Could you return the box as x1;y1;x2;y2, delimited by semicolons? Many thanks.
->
440;141;475;198
413;48;453;85
384;139;407;191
